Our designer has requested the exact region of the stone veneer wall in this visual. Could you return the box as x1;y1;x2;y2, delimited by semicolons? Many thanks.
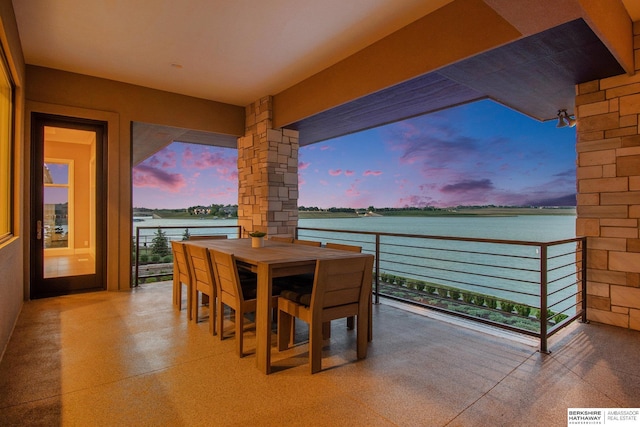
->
237;96;299;237
575;22;640;331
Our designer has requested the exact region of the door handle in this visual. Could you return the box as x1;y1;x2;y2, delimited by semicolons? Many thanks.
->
36;220;42;240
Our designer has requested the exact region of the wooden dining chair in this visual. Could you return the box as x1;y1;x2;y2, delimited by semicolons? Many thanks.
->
325;242;363;331
187;235;227;305
277;255;374;373
269;236;294;243
209;249;279;357
185;244;217;335
171;241;193;319
294;239;322;247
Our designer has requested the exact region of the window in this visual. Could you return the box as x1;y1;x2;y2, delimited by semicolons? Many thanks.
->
0;48;13;242
43;160;73;251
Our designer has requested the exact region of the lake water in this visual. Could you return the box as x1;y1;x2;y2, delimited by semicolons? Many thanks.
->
134;214;576;242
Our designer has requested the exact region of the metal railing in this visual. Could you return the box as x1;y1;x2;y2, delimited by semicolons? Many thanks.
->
132;225;241;286
295;226;586;353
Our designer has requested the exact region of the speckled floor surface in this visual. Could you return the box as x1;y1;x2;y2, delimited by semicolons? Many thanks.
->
1;281;638;426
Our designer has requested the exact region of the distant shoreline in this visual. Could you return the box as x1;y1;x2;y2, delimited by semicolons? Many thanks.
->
135;207;576;220
300;207;576;219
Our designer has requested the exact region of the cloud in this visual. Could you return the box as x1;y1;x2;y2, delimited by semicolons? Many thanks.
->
383;118;510;183
395;194;436;208
145;150;177;169
329;169;342;176
440;179;494;194
553;168;575;178
345;183;360;197
363;170;382;176
192;151;235;169
132;164;186;192
215;168;238;183
345;170;355;176
299;161;311;170
320;145;332;151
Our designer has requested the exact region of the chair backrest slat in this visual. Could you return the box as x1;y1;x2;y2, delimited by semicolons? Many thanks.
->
171;241;191;283
294;239;321;247
189;235;228;241
325;242;362;252
186;244;215;290
209;250;243;302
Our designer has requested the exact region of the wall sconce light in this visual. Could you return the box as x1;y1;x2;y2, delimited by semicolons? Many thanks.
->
556;109;576;128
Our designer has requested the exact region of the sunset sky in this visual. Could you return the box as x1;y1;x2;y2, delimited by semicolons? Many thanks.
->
133;99;577;209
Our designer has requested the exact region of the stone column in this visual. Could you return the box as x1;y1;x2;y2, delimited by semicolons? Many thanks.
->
575;22;640;331
237;96;299;237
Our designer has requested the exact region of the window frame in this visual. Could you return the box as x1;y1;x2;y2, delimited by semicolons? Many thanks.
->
0;45;14;244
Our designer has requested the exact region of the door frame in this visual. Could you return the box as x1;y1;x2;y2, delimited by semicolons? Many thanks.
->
29;113;108;298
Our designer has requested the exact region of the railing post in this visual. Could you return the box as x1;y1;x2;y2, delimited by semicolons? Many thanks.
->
375;234;380;304
539;244;549;354
134;227;141;287
581;237;588;323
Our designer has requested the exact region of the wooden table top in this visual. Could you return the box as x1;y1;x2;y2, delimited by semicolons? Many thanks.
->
184;238;371;266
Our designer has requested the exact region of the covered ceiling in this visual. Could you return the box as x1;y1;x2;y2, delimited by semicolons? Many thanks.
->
12;0;640;160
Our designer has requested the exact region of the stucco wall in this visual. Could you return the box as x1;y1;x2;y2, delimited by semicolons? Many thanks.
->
0;0;25;360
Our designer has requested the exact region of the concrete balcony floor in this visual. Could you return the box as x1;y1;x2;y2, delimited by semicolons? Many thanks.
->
1;281;639;426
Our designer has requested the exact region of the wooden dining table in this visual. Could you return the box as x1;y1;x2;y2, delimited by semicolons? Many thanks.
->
183;238;373;374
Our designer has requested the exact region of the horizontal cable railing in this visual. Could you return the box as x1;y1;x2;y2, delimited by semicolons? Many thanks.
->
296;226;586;353
132;225;241;286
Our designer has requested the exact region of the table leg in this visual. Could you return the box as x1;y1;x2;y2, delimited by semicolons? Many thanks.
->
255;263;272;374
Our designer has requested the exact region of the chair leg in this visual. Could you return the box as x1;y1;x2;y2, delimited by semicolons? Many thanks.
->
186;283;193;321
322;321;331;339
310;321;323;374
289;318;296;348
217;301;225;341
192;290;199;323
346;316;354;330
173;276;179;309
236;310;244;357
357;312;368;359
277;310;293;351
368;293;373;342
208;294;216;336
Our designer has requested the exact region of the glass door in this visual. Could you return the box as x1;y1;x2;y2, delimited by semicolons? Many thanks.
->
31;114;106;298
